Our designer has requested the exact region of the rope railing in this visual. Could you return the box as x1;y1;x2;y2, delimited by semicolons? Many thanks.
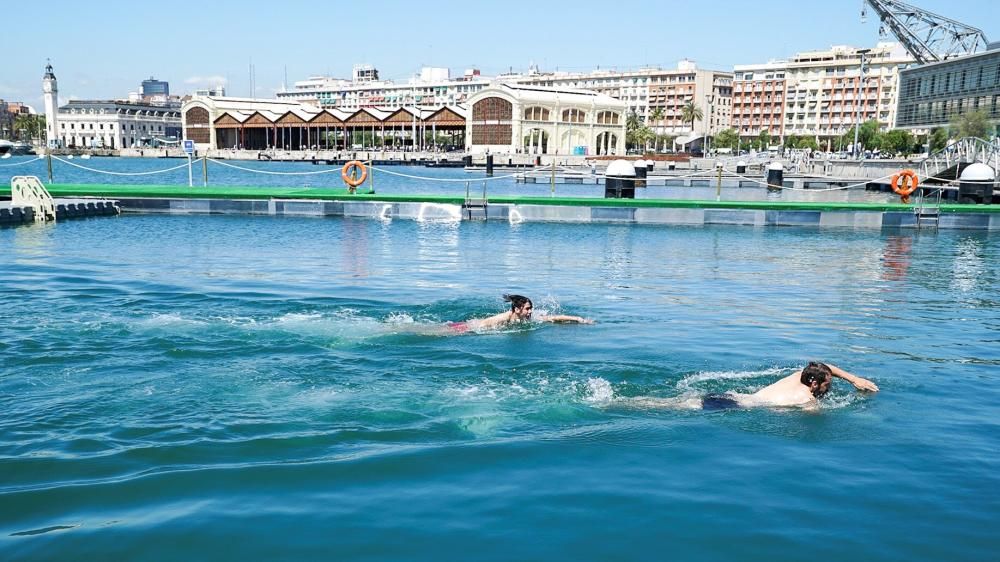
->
0;155;44;168
368;165;520;182
52;155;200;176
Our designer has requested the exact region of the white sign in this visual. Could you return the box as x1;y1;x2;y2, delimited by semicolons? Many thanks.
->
182;139;195;154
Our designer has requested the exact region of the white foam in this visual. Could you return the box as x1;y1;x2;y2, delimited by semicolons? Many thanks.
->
582;377;614;405
676;367;788;393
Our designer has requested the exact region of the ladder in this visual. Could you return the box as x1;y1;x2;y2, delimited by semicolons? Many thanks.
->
462;181;488;220
10;176;56;222
914;186;943;229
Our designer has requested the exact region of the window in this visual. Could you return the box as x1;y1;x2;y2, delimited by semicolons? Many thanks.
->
561;108;586;123
596;111;620;125
523;106;550;121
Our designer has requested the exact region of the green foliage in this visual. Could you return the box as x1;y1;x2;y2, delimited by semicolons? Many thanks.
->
648;107;665;125
783;134;800;149
626;111;654;151
840;119;882;152
714;128;739;150
680;101;703;130
13;114;45;142
950;110;992;140
929;128;949;152
797;137;819;151
879;129;914;155
757;130;771;151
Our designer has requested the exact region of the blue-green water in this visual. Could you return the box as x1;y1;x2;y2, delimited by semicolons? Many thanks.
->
2;214;998;560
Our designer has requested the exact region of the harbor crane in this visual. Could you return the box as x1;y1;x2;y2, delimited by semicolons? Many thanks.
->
860;0;990;64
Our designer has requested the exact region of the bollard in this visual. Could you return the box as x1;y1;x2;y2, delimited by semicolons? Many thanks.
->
463;155;472;167
202;156;208;187
766;162;784;193
486;154;494;177
958;163;995;204
646;160;654;172
605;159;636;199
736;160;747;174
633;160;648;189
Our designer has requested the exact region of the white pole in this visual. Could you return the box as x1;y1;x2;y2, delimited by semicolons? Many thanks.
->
187;153;193;187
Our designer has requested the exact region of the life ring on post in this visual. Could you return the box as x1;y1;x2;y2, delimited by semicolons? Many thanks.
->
341;160;368;189
891;169;919;203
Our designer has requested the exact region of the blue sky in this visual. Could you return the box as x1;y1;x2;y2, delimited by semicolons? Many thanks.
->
3;0;995;111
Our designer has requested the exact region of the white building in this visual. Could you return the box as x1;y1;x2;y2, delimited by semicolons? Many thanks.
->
515;61;734;145
466;83;627;156
732;43;915;145
42;62;60;148
277;65;493;110
56;100;182;149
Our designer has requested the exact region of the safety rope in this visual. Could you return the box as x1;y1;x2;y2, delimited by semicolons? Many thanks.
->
368;165;520;182
52;155;201;176
0;155;44;167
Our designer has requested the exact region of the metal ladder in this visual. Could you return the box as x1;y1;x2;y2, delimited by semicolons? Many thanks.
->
462;181;488;220
914;186;942;229
10;176;56;223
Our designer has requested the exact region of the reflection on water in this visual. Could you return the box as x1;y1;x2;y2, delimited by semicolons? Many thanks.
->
882;235;913;281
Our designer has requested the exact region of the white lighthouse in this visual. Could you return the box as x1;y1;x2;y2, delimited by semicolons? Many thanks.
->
42;61;60;149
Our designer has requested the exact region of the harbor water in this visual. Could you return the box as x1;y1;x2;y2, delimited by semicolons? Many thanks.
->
1;209;998;560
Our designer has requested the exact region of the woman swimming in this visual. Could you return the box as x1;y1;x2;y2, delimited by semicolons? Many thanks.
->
455;294;593;331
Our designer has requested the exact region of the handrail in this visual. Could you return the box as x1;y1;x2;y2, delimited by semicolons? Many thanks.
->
10;175;56;222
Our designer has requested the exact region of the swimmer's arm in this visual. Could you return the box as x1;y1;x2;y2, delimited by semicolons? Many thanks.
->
471;311;511;330
538;314;594;324
826;363;879;392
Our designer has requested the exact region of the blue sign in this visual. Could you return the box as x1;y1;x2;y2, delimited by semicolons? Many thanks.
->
182;139;195;154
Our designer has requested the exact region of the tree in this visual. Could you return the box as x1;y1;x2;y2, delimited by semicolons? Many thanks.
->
840;119;882;153
797;137;819;151
929;127;949;153
714;128;739;150
625;111;654;153
648;107;664;128
879;129;914;156
680;100;703;132
950;109;992;140
14;114;45;143
757;130;771;151
783;134;801;149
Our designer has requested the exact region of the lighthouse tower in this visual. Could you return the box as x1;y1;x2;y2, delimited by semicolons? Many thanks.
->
42;61;60;149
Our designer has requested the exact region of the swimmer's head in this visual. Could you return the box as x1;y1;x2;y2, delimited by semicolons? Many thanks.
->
801;362;833;398
503;294;533;320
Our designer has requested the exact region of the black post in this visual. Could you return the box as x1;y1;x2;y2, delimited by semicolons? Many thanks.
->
486;154;494;177
766;162;784;193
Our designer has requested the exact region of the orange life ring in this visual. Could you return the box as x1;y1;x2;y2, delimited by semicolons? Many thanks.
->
891;169;919;203
341;161;367;188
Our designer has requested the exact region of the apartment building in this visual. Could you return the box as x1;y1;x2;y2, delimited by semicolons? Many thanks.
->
515;61;733;142
732;43;915;146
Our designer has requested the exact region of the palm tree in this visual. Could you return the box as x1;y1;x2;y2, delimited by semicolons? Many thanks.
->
679;100;703;152
680;100;703;132
648;107;665;151
14;114;45;144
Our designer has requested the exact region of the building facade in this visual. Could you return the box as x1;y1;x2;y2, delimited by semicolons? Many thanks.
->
895;47;1000;133
0;100;32;140
277;65;491;110
514;61;733;143
182;96;467;151
732;43;915;147
56;100;182;149
43;63;60;148
141;77;170;99
465;83;627;156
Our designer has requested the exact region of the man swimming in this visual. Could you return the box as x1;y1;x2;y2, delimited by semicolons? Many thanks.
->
447;294;593;333
626;362;878;410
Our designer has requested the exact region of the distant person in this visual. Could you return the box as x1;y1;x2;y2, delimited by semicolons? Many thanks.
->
445;294;593;334
628;362;878;411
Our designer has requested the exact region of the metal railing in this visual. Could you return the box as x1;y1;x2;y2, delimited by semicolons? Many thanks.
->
920;137;1000;182
10;175;56;222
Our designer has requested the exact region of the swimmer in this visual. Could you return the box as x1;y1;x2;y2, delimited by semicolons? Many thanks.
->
444;294;593;333
628;362;878;411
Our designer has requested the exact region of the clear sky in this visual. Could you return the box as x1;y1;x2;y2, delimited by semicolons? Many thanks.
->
2;0;996;111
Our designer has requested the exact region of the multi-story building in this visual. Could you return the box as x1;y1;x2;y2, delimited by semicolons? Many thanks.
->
515;61;733;143
277;64;492;110
141;77;170;100
732;43;915;148
56;100;182;149
896;45;1000;133
0;100;32;140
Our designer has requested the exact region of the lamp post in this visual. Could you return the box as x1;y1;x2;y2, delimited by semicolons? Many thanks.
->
705;93;715;156
852;49;871;160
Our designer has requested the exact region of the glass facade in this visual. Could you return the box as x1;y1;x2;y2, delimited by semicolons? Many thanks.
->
896;50;1000;130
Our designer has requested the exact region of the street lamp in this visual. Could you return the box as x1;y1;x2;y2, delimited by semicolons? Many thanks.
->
705;93;715;155
852;49;871;160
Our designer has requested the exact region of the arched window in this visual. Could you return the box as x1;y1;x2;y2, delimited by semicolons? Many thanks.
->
561;108;587;123
596;132;618;155
522;128;549;155
523;106;550;121
596;111;621;125
471;97;513;145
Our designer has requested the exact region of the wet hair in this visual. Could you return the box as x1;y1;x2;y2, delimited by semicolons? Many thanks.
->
801;362;833;397
503;294;532;312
